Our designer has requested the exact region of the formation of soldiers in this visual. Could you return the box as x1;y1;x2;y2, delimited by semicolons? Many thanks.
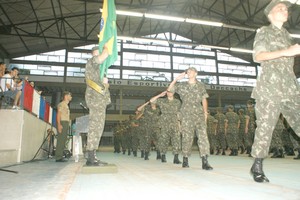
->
113;98;300;162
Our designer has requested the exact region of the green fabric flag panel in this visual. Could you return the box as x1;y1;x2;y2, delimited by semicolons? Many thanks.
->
99;0;118;80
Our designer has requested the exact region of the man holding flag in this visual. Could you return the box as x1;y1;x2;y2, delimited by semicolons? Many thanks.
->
84;0;118;166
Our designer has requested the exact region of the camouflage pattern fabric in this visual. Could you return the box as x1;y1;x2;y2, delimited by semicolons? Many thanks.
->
251;24;300;158
155;97;181;155
175;81;210;157
238;112;247;148
270;117;284;150
225;111;240;149
207;114;217;150
214;112;227;149
85;56;111;151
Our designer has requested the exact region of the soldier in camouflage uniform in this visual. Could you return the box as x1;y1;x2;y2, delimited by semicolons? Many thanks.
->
131;110;142;157
225;105;240;156
250;0;300;182
245;100;256;156
150;90;182;164
270;114;285;158
136;102;151;159
113;123;121;153
214;107;227;155
206;110;218;155
167;67;213;170
85;46;111;166
238;109;247;154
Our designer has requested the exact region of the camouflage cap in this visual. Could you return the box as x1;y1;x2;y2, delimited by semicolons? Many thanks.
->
264;0;291;16
186;67;197;73
227;105;234;110
91;46;99;51
167;88;175;93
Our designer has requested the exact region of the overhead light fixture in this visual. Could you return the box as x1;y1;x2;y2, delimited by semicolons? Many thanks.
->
290;34;300;39
118;36;169;45
230;48;253;54
144;13;185;22
186;18;223;27
223;24;256;32
200;45;229;51
116;10;144;17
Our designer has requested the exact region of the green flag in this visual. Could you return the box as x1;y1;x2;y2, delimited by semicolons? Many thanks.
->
98;0;118;80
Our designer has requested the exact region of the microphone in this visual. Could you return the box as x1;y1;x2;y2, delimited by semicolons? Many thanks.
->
79;102;89;111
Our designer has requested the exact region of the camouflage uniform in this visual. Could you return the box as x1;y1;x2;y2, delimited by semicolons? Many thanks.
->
140;105;160;159
270;117;284;155
245;107;256;152
130;117;140;156
214;110;227;154
85;56;111;151
154;97;181;155
251;24;300;158
206;113;217;153
225;108;240;154
238;109;247;152
113;124;121;153
174;81;210;157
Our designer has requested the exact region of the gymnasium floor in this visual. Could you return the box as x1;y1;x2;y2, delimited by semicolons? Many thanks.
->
1;148;299;200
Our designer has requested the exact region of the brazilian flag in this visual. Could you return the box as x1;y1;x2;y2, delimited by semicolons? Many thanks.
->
99;0;118;80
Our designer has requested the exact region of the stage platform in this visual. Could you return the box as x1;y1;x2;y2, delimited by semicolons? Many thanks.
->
0;148;300;200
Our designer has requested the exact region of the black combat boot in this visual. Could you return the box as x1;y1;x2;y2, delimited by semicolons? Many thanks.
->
141;150;144;158
93;150;108;165
86;150;100;166
128;149;131;156
222;149;226;155
144;151;149;160
271;148;284;158
161;154;166;162
210;148;214;155
173;154;182;164
294;149;300;160
202;155;213;170
250;158;269;183
133;150;137;157
234;149;238;156
156;150;161;160
240;146;245;154
122;150;126;155
215;148;220;155
229;149;234;156
182;157;189;168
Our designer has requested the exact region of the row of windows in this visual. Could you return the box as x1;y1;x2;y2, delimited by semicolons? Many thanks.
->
12;41;258;87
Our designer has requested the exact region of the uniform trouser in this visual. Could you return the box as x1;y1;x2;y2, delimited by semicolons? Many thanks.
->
270;129;284;150
131;132;139;151
226;129;239;149
55;121;69;160
251;99;300;158
181;115;210;157
86;104;106;151
160;126;181;155
140;127;151;152
216;131;227;149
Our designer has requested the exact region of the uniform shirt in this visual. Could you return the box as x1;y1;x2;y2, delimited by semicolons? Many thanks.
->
154;97;181;124
85;55;111;105
57;101;70;122
174;81;209;116
215;113;226;133
225;111;239;131
252;24;300;102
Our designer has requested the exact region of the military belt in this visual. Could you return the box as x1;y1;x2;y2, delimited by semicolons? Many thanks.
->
86;79;104;94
